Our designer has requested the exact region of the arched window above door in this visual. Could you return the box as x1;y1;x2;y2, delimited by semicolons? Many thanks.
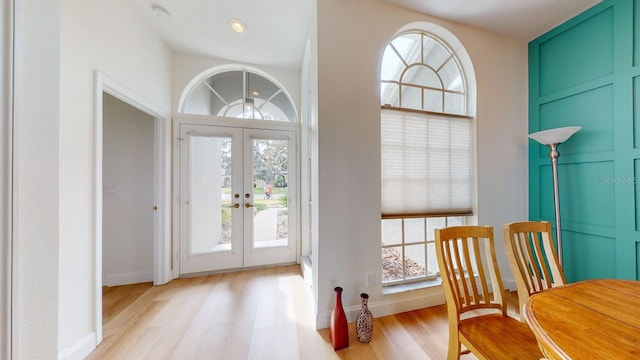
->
179;68;297;122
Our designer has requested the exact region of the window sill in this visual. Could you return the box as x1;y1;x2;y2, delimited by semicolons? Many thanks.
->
382;277;442;295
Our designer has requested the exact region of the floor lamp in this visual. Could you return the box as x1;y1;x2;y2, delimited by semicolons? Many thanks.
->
528;126;581;265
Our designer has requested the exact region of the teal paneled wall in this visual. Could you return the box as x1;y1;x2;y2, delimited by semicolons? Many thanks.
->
538;85;614;154
540;162;616;228
529;0;639;282
538;7;613;96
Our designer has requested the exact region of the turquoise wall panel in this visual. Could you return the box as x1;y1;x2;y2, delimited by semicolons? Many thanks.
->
530;0;637;281
539;85;614;155
637;242;640;279
634;0;640;66
634;77;640;148
539;162;615;228
539;7;613;96
634;159;640;230
563;231;616;282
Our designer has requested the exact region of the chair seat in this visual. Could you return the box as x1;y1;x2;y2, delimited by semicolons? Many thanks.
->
460;313;542;360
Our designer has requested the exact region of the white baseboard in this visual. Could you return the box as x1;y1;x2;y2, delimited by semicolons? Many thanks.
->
503;279;517;292
103;271;153;286
58;332;96;360
315;291;445;329
314;278;519;329
301;256;312;288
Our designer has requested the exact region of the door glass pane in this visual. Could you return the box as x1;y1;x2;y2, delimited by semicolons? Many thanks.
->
251;138;288;248
189;135;233;254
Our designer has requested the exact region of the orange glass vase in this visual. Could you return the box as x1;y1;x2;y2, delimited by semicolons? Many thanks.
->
329;286;349;350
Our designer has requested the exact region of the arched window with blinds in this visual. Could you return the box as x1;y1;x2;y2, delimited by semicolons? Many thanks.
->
380;30;475;285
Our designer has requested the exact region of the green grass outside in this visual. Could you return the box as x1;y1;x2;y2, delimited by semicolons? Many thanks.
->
219;187;287;213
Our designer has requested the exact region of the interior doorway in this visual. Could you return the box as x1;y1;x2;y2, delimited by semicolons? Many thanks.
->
102;93;155;286
94;72;171;344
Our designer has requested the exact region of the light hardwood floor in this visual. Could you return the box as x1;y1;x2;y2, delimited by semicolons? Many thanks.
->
88;264;520;360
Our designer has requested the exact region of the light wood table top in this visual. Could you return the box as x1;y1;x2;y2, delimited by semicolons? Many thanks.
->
524;279;640;359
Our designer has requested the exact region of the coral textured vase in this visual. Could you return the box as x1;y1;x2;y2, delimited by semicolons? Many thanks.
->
356;293;374;343
329;287;349;350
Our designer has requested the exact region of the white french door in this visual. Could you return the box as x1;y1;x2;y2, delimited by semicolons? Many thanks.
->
179;123;297;274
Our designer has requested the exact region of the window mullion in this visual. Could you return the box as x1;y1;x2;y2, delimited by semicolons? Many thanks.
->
424;218;428;277
401;218;407;280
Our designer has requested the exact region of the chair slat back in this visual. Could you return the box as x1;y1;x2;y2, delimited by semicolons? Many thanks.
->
503;221;566;314
435;226;507;318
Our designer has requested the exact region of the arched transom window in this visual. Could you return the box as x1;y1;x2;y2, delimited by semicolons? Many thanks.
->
180;69;297;122
381;32;466;115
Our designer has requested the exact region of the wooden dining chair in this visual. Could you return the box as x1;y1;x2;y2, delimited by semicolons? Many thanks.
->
503;221;566;318
435;226;543;360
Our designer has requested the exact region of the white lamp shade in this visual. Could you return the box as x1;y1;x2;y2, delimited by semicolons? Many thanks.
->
529;126;581;145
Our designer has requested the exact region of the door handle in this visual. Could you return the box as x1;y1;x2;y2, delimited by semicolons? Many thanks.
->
233;203;240;208
245;203;254;208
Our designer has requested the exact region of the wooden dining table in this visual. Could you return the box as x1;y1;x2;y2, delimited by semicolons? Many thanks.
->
524;278;640;359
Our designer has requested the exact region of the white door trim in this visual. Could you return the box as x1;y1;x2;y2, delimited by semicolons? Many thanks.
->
1;0;13;358
93;71;171;343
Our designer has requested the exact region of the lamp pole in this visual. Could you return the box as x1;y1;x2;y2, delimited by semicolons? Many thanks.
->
529;126;581;266
548;143;563;264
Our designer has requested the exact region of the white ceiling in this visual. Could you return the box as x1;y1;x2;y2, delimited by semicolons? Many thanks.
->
131;0;313;70
382;0;602;41
131;0;601;71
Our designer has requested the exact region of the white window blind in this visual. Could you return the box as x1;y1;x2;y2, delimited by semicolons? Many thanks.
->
381;108;472;217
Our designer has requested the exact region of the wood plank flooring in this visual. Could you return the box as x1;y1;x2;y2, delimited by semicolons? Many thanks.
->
88;264;520;359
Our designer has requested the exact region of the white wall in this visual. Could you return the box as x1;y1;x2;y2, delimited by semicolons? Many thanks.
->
59;0;171;358
13;0;60;358
102;93;154;286
306;0;321;317
312;0;528;327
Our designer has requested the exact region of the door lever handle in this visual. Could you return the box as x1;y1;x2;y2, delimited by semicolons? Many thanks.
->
233;203;240;208
245;203;254;208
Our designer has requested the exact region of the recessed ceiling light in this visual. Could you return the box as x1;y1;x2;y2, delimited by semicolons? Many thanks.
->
229;19;247;33
251;91;260;97
151;4;170;17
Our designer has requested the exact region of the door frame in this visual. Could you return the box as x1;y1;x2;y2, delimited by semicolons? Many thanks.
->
172;114;301;277
1;0;13;357
93;71;171;343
